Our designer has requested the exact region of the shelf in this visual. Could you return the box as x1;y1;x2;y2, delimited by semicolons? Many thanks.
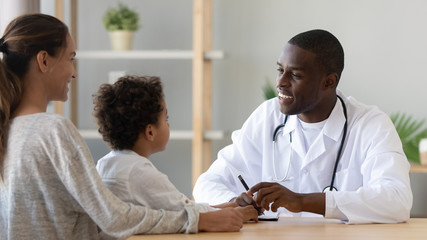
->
79;129;224;140
76;50;224;60
410;163;427;173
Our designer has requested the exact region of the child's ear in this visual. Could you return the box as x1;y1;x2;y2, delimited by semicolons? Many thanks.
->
144;124;156;141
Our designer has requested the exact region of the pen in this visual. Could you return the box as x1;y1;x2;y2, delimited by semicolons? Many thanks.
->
238;175;264;216
238;175;250;191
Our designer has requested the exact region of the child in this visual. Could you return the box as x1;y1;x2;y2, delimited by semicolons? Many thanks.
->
93;76;258;229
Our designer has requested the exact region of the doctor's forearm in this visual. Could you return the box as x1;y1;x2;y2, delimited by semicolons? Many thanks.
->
299;193;326;216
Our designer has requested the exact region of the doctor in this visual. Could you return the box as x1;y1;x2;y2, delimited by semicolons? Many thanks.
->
193;29;412;224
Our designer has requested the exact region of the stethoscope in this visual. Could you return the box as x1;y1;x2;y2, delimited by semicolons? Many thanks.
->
272;96;348;192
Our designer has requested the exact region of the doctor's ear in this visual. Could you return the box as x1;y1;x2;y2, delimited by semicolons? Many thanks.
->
36;50;50;73
324;73;338;89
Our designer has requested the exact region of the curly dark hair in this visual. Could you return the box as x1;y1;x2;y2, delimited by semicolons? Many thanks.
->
288;29;344;82
93;75;164;150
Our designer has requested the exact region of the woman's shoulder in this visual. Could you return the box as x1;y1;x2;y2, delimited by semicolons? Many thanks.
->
17;113;84;145
10;113;76;136
14;112;72;126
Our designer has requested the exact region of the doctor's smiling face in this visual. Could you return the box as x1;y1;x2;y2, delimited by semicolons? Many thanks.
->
276;43;335;123
276;29;344;123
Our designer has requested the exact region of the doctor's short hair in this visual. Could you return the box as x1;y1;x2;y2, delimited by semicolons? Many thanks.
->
288;29;344;81
92;75;164;150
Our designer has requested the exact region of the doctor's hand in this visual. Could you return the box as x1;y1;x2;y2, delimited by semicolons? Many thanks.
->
233;192;264;215
248;182;326;215
234;192;254;206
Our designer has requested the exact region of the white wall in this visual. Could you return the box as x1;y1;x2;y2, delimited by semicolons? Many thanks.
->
0;0;40;35
212;0;427;130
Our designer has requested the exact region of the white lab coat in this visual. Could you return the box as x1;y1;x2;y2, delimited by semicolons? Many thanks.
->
193;91;412;224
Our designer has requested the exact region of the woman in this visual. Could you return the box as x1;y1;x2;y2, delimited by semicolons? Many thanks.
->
0;13;244;240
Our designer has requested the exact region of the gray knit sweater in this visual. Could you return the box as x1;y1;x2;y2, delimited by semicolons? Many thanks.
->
0;113;198;240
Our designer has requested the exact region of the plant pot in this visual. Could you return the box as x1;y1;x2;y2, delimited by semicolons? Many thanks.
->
108;30;134;51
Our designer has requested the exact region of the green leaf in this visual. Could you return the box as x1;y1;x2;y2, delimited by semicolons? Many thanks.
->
390;112;427;163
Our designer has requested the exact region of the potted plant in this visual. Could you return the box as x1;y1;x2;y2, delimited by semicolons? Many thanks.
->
103;2;140;51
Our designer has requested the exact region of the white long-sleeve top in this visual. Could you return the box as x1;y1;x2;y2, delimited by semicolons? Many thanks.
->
193;91;412;224
96;150;215;213
0;113;198;240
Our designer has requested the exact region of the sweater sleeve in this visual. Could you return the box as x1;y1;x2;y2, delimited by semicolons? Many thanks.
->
48;117;199;237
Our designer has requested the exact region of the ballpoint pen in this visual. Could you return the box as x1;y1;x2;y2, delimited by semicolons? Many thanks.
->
237;175;264;215
238;175;250;191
